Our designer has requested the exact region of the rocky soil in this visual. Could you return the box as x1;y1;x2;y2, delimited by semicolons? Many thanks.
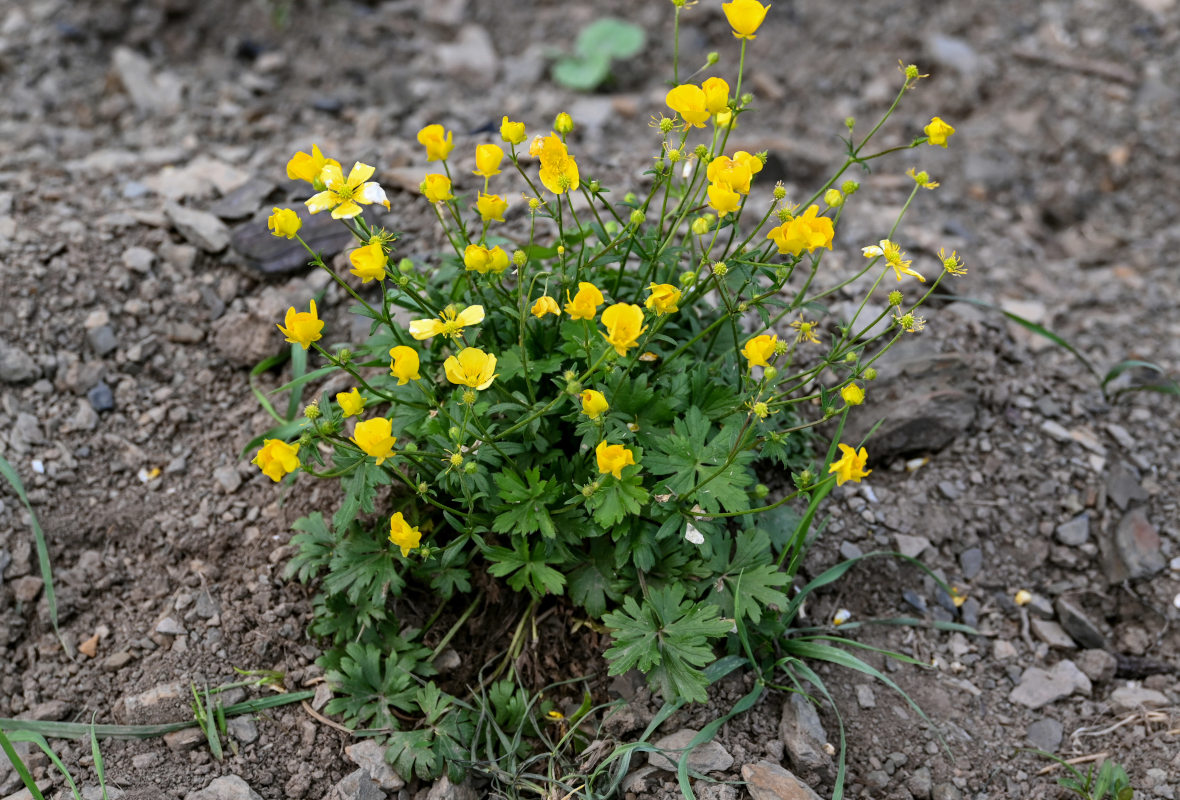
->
1;0;1179;799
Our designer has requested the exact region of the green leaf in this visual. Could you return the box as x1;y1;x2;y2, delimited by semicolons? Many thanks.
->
0;453;60;640
323;642;422;730
602;584;732;703
334;460;391;535
552;53;611;92
323;522;406;605
284;512;335;583
577;18;645;59
644;407;753;514
710;529;789;624
586;472;648;529
484;539;566;597
492;468;560;537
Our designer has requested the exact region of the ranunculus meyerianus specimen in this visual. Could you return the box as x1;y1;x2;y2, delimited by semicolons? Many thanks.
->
722;0;770;40
348;242;387;283
389;512;422;557
443;347;498;390
473;143;504;179
564;282;604;320
923;116;955;147
336;388;366;417
286;144;339;184
500;116;527;146
601;303;647;356
702;77;730;115
463;244;509;275
277;299;324;349
252;439;300;481
476;193;508;222
351;417;397;465
596;441;636;480
531;296;561;318
268;207;302;239
305;162;390;219
665;84;710;128
580;389;609;420
537;133;580;195
388;346;421;385
417;124;454;162
829;444;871;486
420;173;453;204
409;305;485;340
741;333;777;368
766;205;834;256
645;283;681;315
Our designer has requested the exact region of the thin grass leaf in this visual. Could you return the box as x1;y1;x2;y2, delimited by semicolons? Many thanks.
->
249;351;292;424
5;730;81;800
0;727;45;800
0;453;60;640
203;686;223;760
285;343;309;420
269;364;336;397
675;680;762;799
89;718;107;800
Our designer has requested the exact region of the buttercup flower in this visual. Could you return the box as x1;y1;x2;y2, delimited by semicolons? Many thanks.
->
388;512;422;557
252;439;300;482
766;205;834;256
741;333;777;368
790;316;821;344
828;443;871;486
277;300;324;349
665;84;710;128
707;180;741;216
531;295;561;318
463;244;510;275
286;144;339;184
906;167;940;190
939;248;967;276
443;347;498;390
473;143;504;179
500;116;527;146
420;173;454;204
389;346;421;385
348;241;387;283
863;239;926;282
476;192;508;222
840;383;865;406
306;162;390;219
733;150;763;177
707;155;753;194
893;311;926;333
596;440;636;480
580;389;609;420
351;417;397;465
537;133;580;194
336;388;366;417
417;124;454;162
409;304;485;340
722;0;770;39
554;112;574;136
601;303;647;356
564;282;604;320
268;207;302;239
923;116;955;147
702;77;730;114
645;283;681;315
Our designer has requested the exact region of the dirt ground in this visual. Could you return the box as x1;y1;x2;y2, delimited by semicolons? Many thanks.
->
2;0;1179;798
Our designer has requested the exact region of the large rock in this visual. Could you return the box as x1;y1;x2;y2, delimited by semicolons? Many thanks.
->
344;739;404;791
778;693;831;777
740;761;823;800
230;211;354;274
166;202;230;253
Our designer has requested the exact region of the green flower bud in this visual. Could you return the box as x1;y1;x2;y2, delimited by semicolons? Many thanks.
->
740;92;754;106
604;221;619;236
298;431;315;447
844;352;857;363
303;402;321;420
629;209;645;226
738;301;749;313
693;144;710;159
337;348;352;364
398;275;410;288
706;51;719;65
588;179;601;193
763;366;778;380
566;379;583;395
398;257;414;273
845;116;856;130
554;112;574;135
463;460;477;474
403;442;418;453
679;270;696;286
319;419;340;436
417;481;428;494
863;367;878;380
888;290;903;307
840;180;860;196
794;468;814;489
624;192;638;205
824;188;843;208
448;425;461;441
754;483;769;499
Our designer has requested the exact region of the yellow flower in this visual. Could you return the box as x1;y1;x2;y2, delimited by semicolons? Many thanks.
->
893;311;926;333
537;133;580;195
409;304;485;340
906;167;940;190
564;282;604;320
305;162;390;220
389;346;421;385
939;248;967;276
645;283;681;315
473;143;504;179
277;299;324;349
286;144;339;184
702;77;730;115
351;417;397;465
476;192;508;222
336;388;366;417
531;296;561;318
252;439;300;481
600;303;647;356
388;512;422;557
500;116;527;146
463;244;509;275
790;316;821;344
840;383;864;406
665;84;710;128
580;389;609;420
722;0;770;39
707;180;741;217
707;155;753;195
420;173;454;204
923;116;955;147
741;333;777;368
596;440;636;480
528;135;545;158
348;241;387;283
766;205;834;256
417;124;454;162
267;207;302;239
863;239;926;283
554;111;574;136
734;150;763;177
443;347;498;390
828;443;871;486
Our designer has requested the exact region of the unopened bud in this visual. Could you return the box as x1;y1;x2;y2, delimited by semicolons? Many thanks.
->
629;209;645;226
403;442;418;453
554;112;574;135
763;366;778;380
398;257;414;273
824;188;843;208
624;192;638;205
679;270;696;286
398;275;410;288
754;483;769;499
448;425;461;440
337;348;353;364
463;461;477;474
588;179;600;193
706;51;719;65
740;92;753;106
841;180;860;196
863;367;878;381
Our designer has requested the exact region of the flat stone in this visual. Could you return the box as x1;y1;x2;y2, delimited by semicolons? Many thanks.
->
87;325;118;357
838;541;862;560
112;46;184;114
1055;514;1090;546
164;727;206;752
155;617;186;635
213;466;242;493
907;766;933;800
933;783;963;800
779;692;830;775
344;739;404;791
9;413;44;453
649;728;734;773
122;246;156;274
740;761;823;800
183;775;262;800
226;716;258;744
959;547;983;579
230;211;353;274
1075;649;1118;684
325;769;385;800
0;343;38;383
209;175;278;221
992;640;1018;660
82;786;125;800
424;776;478;800
1009;660;1091;709
1109;685;1170;712
1106;463;1147;511
1054;597;1107;650
23;700;71;721
855;684;876;708
166;202;230;253
1030;619;1077;650
1026;718;1064;752
894;533;932;559
1025;593;1055;619
12;576;43;604
1113;509;1165;579
103;652;135;671
902;589;928;614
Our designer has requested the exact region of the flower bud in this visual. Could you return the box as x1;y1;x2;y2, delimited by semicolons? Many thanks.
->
773;183;787;200
512;249;527;267
824;188;843;208
563;370;578;382
863;367;878;380
448;425;461;440
629;209;645;226
417;481;429;494
463;460;477;474
845;116;856;130
795;468;814;489
823;407;837;419
763;366;777;380
706;51;719;65
403;442;418;453
740;92;753;106
840;180;860;195
588;179;601;193
566;379;583;395
691;216;711;236
298;431;315;447
604;221;619;236
888;290;903;307
679;270;696;286
844;352;857;363
557;245;565;256
581;481;599;498
738;301;749;313
337;348;353;364
398;275;410;288
624;192;638;205
754;483;769;499
398;258;415;273
554;112;574;135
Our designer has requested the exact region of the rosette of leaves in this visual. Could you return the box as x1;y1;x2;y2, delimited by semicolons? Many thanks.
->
551;18;645;91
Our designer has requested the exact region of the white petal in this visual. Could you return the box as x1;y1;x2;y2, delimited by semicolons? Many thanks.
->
684;523;705;545
360;182;388;207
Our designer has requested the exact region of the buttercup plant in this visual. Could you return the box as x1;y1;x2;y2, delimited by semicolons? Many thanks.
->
251;0;967;785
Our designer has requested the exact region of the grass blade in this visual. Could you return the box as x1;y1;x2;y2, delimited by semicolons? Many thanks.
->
0;453;60;640
0;727;45;800
89;718;107;800
5;731;82;800
285;343;309;421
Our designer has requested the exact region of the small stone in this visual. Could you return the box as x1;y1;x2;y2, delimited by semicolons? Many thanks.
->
992;640;1018;660
226;716;258;744
122;246;156;274
120;682;187;723
855;684;876;708
131;753;160;769
12;576;43;604
168;322;205;344
1106;463;1147;511
166;202;230;253
425;776;478;800
865;770;890;790
1109;684;1170;712
0;342;38;383
87;325;118;357
894;533;932;559
183;775;263;800
209;176;278;221
103;652;135;671
325;769;385;800
907;766;933;800
932;783;963;800
68;399;100;431
1113;509;1165;579
1055;514;1090;546
1009;660;1091;709
927;35;981;79
959;547;983;579
112;46;184;114
1025;593;1055;619
1054;597;1107;650
1104;423;1136;450
1026;718;1064;752
311;682;333;712
432;647;461;673
164;727;206;752
902;589;929;614
345;739;405;791
435;25;499;84
1030;619;1077;650
649;728;734;773
838;541;863;560
779;692;830;775
87;382;115;413
155;617;185;635
936;480;961;500
740;761;823;800
1075;649;1118;684
213;465;242;493
82;786;125;800
23;700;71;721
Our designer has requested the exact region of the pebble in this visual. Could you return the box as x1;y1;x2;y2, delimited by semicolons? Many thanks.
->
903;589;928;614
932;783;963;800
68;399;101;431
87;381;115;412
0;342;38;383
213;465;242;493
1030;619;1077;650
112;46;184;114
855;684;876;708
1055;514;1090;546
649;728;734;773
1113;509;1165;579
12;576;44;604
166;202;231;253
907;766;933;800
155;617;186;635
838;541;863;560
1106;463;1147;511
435;25;499;84
183;775;263;800
740;761;823;800
209;176;278;221
325;769;385;800
1025;593;1055;620
1025;717;1064;752
121;246;156;274
164;728;206;751
936;480;961;500
894;533;932;559
1054;597;1107;649
1109;684;1170;712
959;547;983;579
992;640;1018;660
1075;649;1118;684
226;717;258;744
24;700;71;721
926;34;982;79
1009;660;1091;709
779;692;830;774
87;325;118;357
344;739;405;791
103;652;135;671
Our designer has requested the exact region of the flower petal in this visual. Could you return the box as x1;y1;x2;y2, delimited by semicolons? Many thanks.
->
456;305;486;327
347;162;376;187
305;190;337;215
409;319;444;340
